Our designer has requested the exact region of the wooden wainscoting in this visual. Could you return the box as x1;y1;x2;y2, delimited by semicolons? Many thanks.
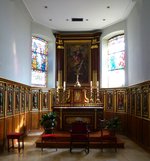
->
0;77;150;152
0;118;5;151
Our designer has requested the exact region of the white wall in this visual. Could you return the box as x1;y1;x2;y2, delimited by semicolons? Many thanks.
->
127;0;150;85
1;0;150;87
0;0;32;85
0;0;56;88
31;22;56;88
101;21;126;39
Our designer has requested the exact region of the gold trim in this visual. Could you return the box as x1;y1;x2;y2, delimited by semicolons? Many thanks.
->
57;45;64;49
91;44;98;49
56;39;63;44
62;36;94;40
114;90;117;112
64;40;91;43
91;39;100;44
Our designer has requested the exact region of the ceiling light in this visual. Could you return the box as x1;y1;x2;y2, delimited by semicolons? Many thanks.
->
107;6;110;9
49;19;52;21
44;6;48;9
103;19;106;21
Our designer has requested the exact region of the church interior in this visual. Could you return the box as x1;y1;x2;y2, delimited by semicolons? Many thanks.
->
0;0;150;160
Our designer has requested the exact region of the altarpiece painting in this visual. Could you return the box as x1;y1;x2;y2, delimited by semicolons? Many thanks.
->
64;41;91;86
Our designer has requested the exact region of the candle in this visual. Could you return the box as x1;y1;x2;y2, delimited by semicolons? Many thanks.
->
97;81;99;87
56;81;59;88
97;81;99;94
90;81;93;87
63;81;66;91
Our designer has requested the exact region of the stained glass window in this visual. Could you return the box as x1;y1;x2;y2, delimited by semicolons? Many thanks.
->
31;36;48;87
107;35;125;87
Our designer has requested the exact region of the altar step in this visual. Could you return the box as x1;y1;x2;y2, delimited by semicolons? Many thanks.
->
35;131;125;149
36;141;124;149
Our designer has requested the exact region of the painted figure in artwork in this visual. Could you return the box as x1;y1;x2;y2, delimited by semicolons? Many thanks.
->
66;43;90;84
33;93;38;109
8;91;12;112
118;93;124;110
0;90;3;113
142;92;148;116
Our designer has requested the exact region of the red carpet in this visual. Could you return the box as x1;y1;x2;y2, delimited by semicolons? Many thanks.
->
35;130;125;149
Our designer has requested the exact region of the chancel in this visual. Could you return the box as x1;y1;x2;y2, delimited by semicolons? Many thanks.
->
0;0;150;160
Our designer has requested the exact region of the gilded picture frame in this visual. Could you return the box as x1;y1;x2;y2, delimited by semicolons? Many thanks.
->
42;92;48;110
64;40;91;86
136;92;141;116
131;90;135;114
15;87;20;114
32;91;39;110
21;91;25;112
106;91;114;111
116;91;126;112
127;92;131;114
142;90;149;118
7;86;13;115
0;84;5;117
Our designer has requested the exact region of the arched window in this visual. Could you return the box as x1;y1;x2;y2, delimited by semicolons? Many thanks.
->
31;36;48;87
102;34;125;88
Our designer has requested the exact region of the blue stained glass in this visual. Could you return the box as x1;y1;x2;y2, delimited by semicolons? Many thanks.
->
31;36;48;87
32;37;48;55
107;34;125;87
108;51;125;70
108;55;116;70
41;56;47;72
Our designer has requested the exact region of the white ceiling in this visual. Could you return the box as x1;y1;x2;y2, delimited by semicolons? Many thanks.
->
23;0;136;32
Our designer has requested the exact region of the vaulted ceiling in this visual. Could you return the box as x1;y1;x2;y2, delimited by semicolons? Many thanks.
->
23;0;136;32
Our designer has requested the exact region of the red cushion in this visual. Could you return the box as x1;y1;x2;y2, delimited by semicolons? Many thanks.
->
42;134;56;138
7;132;23;136
7;132;24;139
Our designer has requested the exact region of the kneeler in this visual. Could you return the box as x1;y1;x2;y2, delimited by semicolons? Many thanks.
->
41;134;57;151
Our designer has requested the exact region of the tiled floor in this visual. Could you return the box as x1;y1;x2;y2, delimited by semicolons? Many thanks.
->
0;132;150;161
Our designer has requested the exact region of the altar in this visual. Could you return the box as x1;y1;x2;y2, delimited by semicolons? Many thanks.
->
53;106;104;132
